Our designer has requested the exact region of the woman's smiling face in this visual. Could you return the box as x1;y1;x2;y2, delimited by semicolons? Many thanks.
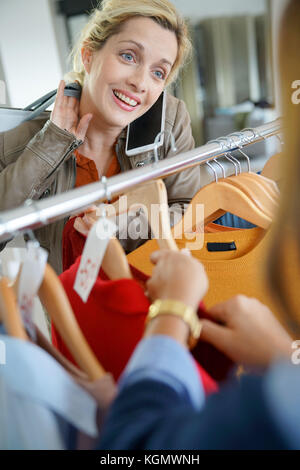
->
81;16;178;129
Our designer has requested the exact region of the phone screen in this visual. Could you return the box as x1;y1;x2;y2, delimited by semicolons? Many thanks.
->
126;92;165;152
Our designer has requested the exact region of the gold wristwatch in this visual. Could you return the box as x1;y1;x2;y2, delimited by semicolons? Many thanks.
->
147;299;202;349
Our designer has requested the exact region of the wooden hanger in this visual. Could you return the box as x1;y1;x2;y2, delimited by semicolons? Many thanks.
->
237;172;279;198
113;179;178;251
0;276;100;383
10;259;105;380
102;237;132;279
74;213;133;280
0;272;101;385
0;276;28;340
38;263;105;381
205;153;279;218
224;146;280;197
261;153;282;183
34;325;89;381
173;180;272;235
222;173;279;219
0;260;94;379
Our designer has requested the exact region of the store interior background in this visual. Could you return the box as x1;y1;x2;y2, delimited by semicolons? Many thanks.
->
0;0;288;138
0;0;289;338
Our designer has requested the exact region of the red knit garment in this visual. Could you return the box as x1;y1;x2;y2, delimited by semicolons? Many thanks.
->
52;256;219;395
62;216;86;272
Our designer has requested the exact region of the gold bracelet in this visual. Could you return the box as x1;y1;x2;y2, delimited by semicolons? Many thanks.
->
147;299;202;349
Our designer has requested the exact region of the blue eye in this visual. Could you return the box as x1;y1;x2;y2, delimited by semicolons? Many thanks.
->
154;70;165;80
121;53;134;62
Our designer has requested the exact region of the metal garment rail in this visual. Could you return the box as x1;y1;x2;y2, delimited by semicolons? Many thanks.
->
0;118;282;243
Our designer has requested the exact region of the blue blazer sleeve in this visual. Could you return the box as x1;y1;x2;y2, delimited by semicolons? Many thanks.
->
97;374;290;450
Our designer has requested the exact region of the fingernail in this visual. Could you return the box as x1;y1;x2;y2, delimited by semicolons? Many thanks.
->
181;248;191;257
150;251;159;260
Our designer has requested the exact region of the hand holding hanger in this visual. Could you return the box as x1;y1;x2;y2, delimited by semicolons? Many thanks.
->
112;179;178;251
73;177;132;281
73;178;179;281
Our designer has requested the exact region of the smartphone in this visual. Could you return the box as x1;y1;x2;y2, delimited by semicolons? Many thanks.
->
125;90;166;157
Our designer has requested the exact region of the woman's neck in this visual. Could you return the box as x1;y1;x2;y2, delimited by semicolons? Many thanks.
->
78;94;124;176
78;126;120;177
80;123;120;158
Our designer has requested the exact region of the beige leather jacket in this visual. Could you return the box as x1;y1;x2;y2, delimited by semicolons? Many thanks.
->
0;93;200;274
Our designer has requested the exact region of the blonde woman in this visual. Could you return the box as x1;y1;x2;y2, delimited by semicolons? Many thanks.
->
97;0;300;450
0;0;200;274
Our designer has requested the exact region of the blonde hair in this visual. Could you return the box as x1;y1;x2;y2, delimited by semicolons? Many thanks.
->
64;0;192;86
267;0;300;335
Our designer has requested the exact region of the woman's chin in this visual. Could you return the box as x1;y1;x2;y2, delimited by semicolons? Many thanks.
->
107;114;135;130
92;104;139;130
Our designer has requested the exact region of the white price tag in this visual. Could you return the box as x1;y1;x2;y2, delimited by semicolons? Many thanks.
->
5;260;21;281
18;242;48;340
74;216;117;303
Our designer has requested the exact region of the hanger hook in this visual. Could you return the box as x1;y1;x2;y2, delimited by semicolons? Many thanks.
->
242;127;256;141
229;132;252;173
206;161;218;183
206;138;228;159
247;125;284;148
217;135;234;150
153;130;177;164
213;158;226;179
101;176;112;203
25;229;40;248
216;136;242;175
274;133;284;149
226;153;242;174
205;138;228;181
224;154;238;176
100;176;112;218
245;127;284;164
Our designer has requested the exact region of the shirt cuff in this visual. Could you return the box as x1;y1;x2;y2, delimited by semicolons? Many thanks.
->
118;335;205;410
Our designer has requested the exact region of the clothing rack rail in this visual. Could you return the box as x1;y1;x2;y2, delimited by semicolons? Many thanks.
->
0;118;282;243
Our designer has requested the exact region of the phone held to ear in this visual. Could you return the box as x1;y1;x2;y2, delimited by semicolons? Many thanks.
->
125;91;166;157
63;82;82;100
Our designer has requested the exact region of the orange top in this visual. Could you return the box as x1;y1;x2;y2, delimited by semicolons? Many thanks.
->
127;226;300;329
74;150;121;188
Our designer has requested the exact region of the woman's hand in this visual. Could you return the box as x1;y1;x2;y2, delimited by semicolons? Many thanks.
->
144;250;208;347
73;205;99;237
73;201;120;236
201;295;293;368
146;250;209;311
50;80;93;141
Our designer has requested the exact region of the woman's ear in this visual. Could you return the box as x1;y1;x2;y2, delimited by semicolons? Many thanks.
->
81;46;93;73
